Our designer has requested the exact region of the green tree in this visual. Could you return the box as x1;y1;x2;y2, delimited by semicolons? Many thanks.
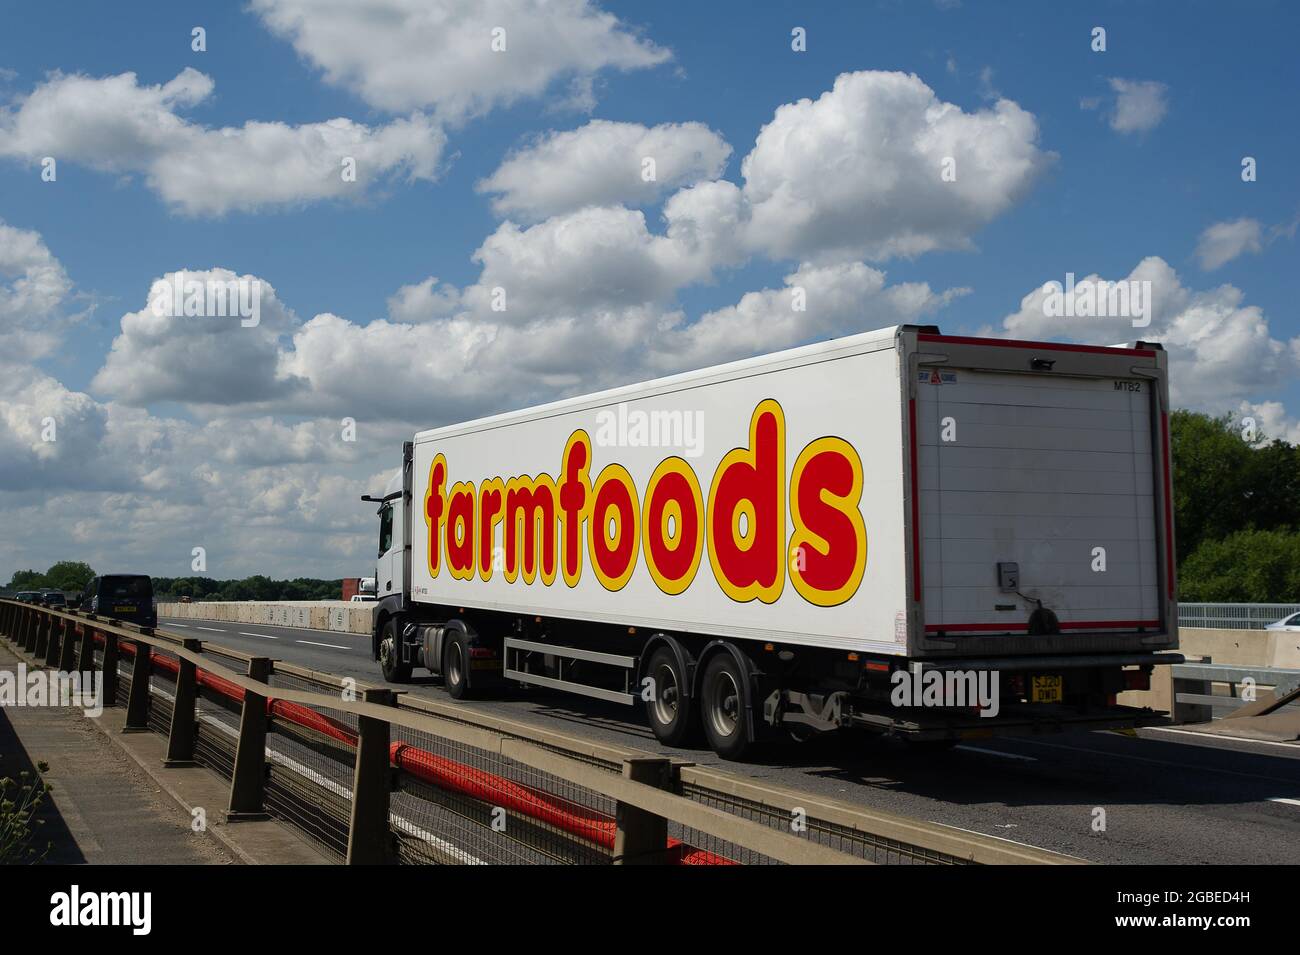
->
5;570;46;591
1170;410;1300;563
42;561;96;594
1179;529;1300;602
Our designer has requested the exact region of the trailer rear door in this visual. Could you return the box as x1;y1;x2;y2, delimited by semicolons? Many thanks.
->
915;361;1163;636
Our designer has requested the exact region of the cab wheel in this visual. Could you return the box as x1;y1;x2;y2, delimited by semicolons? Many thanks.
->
378;618;411;683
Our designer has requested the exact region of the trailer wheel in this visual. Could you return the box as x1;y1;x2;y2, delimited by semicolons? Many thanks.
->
378;618;411;683
643;645;699;747
443;630;474;700
700;652;752;760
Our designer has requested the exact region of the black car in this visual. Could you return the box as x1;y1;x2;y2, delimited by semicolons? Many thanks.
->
80;575;157;627
40;591;66;607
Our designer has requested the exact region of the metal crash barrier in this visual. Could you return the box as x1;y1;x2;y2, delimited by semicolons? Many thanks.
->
0;599;1081;866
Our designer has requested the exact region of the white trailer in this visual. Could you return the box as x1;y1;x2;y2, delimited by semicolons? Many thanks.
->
363;325;1180;759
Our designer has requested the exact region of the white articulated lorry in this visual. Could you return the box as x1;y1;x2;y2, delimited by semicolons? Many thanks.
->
362;324;1181;759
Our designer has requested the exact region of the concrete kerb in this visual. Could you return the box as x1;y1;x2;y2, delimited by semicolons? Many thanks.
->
0;629;329;865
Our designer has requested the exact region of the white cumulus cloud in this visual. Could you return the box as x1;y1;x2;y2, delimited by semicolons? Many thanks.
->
1105;78;1169;134
0;69;446;216
478;119;732;220
1195;217;1265;270
250;0;670;120
991;256;1300;415
662;71;1052;266
91;269;305;406
0;218;78;360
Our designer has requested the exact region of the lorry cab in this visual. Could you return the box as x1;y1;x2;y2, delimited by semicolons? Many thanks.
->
374;469;405;602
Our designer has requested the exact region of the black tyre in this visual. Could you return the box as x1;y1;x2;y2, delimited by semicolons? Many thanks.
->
643;645;700;747
699;651;753;760
378;618;411;683
443;629;474;700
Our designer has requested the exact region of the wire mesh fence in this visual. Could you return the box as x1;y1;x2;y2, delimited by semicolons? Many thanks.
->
390;724;616;865
147;652;178;738
264;742;352;862
114;658;130;708
677;780;973;865
1178;603;1300;629
193;682;239;780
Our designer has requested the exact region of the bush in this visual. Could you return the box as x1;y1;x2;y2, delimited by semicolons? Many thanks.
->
1178;529;1300;603
0;763;53;865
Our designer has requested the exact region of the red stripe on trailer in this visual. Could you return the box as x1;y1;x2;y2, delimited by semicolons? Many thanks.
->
908;397;921;602
917;333;1156;359
923;618;1161;633
1161;411;1175;600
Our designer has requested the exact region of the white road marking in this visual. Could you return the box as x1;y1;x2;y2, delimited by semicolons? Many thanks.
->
1144;726;1300;750
955;745;1038;762
239;631;278;640
1267;797;1300;808
195;627;225;633
168;623;191;628
297;639;353;650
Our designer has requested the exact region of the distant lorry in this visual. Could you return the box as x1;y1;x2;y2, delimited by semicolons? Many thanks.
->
342;576;378;601
362;325;1181;759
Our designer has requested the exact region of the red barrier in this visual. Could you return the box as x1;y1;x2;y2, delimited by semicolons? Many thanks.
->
391;743;732;864
93;625;732;864
391;742;611;846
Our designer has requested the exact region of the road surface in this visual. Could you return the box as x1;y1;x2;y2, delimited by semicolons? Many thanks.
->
160;615;1300;865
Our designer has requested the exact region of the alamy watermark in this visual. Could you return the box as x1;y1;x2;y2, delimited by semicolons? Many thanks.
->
50;885;151;935
891;664;1000;718
593;402;705;458
149;271;261;327
1040;272;1151;328
0;664;104;717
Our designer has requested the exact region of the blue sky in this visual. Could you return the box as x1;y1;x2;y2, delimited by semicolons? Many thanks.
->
1;0;1297;581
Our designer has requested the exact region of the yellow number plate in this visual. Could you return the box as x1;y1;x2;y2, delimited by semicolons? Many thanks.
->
1031;675;1063;703
114;605;135;613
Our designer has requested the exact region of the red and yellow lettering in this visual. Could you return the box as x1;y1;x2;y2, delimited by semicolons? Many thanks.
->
559;431;592;587
446;481;476;581
788;438;867;606
642;457;704;595
420;399;865;607
477;478;505;581
423;455;447;578
503;475;558;585
589;464;640;591
707;399;785;603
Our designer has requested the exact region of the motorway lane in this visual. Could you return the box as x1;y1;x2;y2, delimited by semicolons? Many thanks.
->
160;616;1300;865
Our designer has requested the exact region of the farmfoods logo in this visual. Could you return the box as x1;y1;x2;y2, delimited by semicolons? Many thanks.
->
423;400;867;606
